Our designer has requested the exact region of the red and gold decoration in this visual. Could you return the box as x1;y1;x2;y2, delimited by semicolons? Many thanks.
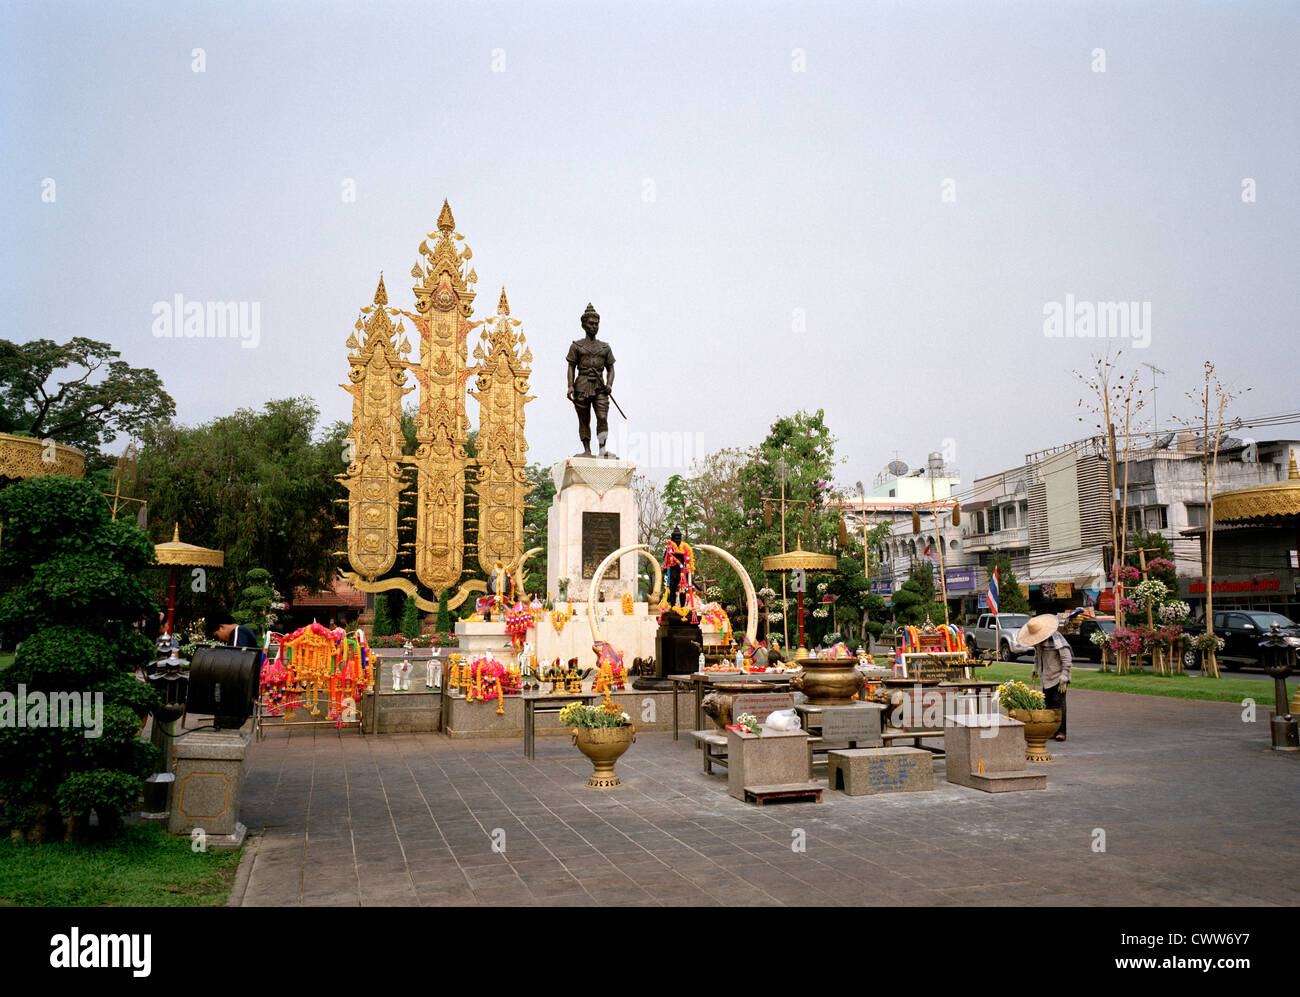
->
258;624;374;725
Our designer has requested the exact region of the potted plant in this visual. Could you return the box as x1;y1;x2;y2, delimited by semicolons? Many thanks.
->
559;699;635;788
998;680;1061;762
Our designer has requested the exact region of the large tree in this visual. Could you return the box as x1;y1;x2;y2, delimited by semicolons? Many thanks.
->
722;410;840;628
136;397;347;620
0;338;175;471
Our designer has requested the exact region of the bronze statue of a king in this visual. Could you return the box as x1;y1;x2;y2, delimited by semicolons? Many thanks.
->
565;303;616;458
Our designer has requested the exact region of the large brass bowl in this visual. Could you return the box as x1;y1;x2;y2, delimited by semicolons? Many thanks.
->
790;658;859;705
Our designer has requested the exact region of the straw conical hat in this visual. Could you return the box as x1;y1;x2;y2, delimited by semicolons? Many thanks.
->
1016;614;1060;647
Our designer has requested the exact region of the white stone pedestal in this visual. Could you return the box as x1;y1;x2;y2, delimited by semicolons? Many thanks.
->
546;457;639;604
533;602;658;671
455;621;520;668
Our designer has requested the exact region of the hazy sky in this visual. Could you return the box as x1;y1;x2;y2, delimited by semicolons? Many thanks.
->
3;1;1296;491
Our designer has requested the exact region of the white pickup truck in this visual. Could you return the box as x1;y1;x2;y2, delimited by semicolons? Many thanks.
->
966;613;1032;661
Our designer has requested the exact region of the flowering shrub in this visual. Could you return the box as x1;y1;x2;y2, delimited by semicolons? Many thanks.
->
1158;601;1191;624
998;680;1046;711
1193;632;1225;652
1112;565;1141;584
1130;579;1170;610
1110;628;1147;656
1150;625;1184;647
1089;629;1109;647
1146;557;1176;575
1117;597;1142;617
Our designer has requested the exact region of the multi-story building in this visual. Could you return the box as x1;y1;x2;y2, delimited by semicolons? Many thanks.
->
843;435;1300;623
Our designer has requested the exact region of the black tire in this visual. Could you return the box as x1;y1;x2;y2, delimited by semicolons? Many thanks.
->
999;641;1011;662
1181;647;1199;671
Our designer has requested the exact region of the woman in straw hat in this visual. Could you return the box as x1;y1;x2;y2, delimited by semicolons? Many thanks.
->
1016;614;1072;741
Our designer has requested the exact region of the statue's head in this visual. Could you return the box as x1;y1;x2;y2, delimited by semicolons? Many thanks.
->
581;303;600;336
671;527;682;543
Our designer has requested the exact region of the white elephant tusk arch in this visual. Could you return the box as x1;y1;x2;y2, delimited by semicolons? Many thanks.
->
586;544;653;644
694;544;758;645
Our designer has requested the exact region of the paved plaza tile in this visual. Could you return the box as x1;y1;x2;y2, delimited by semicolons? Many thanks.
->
233;690;1299;906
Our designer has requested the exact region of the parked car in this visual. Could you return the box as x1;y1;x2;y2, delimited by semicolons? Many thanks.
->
1180;611;1300;671
1060;615;1116;662
966;613;1032;660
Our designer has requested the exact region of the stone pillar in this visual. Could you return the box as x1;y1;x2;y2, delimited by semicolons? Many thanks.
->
167;730;250;849
546;457;638;604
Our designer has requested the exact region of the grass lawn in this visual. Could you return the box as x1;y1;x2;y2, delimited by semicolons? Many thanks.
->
867;654;1293;705
0;653;13;670
973;660;1295;706
0;823;242;906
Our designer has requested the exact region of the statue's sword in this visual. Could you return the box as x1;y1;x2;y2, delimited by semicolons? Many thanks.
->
605;391;628;420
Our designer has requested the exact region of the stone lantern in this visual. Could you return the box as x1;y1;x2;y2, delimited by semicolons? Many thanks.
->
1258;624;1299;751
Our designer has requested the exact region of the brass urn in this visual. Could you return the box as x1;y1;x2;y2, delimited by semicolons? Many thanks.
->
572;725;636;788
1008;708;1062;762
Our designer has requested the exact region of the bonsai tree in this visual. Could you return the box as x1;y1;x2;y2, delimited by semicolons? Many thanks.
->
891;563;942;626
233;567;277;642
0;476;161;841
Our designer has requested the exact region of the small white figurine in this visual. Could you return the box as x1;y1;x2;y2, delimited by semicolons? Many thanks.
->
391;659;412;692
393;640;415;692
425;659;442;689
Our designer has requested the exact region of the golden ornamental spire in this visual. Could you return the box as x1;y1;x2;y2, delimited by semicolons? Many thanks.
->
338;200;530;605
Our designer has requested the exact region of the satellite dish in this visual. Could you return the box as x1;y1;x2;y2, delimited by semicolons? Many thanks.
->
1154;432;1175;450
887;460;909;477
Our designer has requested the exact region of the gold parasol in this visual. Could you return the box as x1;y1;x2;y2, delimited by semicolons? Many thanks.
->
761;547;838;572
154;524;224;637
763;543;839;657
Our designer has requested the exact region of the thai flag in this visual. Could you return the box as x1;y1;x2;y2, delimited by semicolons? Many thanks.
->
987;567;999;615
